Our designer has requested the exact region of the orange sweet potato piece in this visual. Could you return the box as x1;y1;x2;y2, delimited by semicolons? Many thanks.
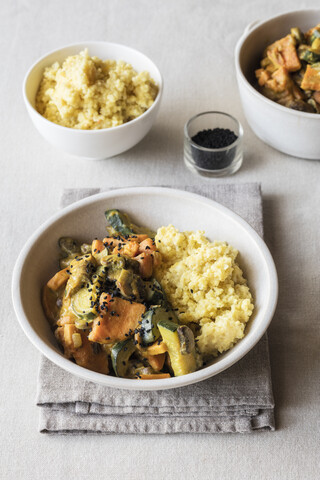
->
55;325;109;374
92;239;105;254
103;236;139;257
146;341;168;355
266;34;301;72
135;253;153;279
138;373;171;380
147;353;166;371
88;293;145;343
301;64;320;91
72;333;109;375
150;251;162;267
114;241;139;258
47;268;69;291
138;238;157;253
135;234;149;242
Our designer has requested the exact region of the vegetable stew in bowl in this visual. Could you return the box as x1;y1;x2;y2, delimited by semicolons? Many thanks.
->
42;208;254;380
42;209;200;379
255;23;320;113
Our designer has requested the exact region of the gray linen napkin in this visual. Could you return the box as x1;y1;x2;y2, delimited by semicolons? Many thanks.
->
37;183;275;434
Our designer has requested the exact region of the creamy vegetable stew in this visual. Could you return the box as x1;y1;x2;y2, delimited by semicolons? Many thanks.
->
42;210;197;379
256;23;320;113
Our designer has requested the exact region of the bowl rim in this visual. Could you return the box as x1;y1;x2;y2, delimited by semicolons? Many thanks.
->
22;40;164;134
235;8;320;120
12;186;278;391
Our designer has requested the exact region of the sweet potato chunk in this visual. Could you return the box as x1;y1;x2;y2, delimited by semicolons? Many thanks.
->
301;64;320;91
103;236;139;257
88;293;146;343
138;237;157;253
135;253;153;279
47;268;69;291
55;325;109;374
266;34;301;72
146;353;166;371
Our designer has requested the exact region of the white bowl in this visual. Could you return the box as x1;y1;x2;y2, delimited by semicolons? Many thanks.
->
23;42;163;160
235;9;320;160
12;187;278;391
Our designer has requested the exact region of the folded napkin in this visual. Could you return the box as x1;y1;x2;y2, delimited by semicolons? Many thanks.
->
37;183;275;434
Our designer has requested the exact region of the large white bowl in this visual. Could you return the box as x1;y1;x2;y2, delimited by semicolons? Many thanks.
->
235;9;320;160
12;187;278;391
23;42;163;160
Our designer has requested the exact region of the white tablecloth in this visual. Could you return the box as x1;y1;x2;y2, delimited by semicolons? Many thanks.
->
1;0;319;478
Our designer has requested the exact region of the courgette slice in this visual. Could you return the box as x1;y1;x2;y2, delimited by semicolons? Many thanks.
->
299;46;320;64
145;278;166;306
71;287;98;321
105;209;134;236
115;269;146;302
310;28;320;45
58;237;80;256
65;254;96;298
158;320;196;377
291;27;304;45
111;338;136;377
140;306;177;346
105;209;156;238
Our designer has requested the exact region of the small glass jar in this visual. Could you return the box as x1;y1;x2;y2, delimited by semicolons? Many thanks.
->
184;111;243;177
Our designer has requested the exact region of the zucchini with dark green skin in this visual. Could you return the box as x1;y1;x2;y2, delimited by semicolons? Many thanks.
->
111;338;136;377
300;48;320;64
140;306;177;346
58;237;82;269
65;254;96;298
58;237;80;256
105;209;156;238
105;209;134;236
310;28;320;45
145;278;166;306
158;320;196;376
71;287;97;321
291;27;304;45
115;269;146;302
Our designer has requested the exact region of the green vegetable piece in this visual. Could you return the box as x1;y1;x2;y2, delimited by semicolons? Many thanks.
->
111;339;136;377
291;27;304;45
310;28;320;45
65;254;96;298
158;320;196;377
145;278;166;306
140;306;176;346
105;209;156;238
80;243;92;255
58;237;80;257
105;209;134;236
116;269;146;302
103;255;127;280
71;287;97;321
299;46;320;64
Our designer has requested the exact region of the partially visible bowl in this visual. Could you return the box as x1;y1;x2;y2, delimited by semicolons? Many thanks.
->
235;9;320;160
23;42;163;160
12;187;278;391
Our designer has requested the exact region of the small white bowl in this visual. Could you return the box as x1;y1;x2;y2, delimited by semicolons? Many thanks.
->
23;42;163;160
235;9;320;160
12;187;278;391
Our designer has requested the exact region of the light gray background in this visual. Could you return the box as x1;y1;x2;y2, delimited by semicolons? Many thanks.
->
1;0;319;479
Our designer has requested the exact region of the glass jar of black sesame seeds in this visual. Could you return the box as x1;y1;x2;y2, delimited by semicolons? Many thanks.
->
184;111;243;177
